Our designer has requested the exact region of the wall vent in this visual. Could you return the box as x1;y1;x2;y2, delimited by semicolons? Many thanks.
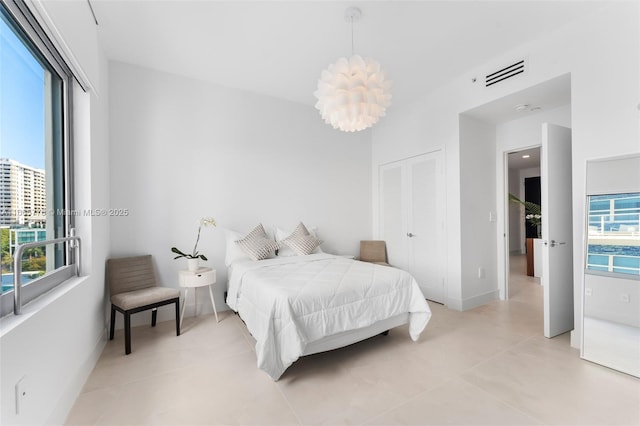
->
485;59;525;87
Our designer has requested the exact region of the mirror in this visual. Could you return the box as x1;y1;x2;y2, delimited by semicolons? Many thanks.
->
583;155;640;377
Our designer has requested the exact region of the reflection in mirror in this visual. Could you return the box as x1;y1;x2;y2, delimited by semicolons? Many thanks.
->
586;192;640;277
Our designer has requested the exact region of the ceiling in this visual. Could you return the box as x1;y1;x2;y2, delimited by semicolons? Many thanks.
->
508;147;540;170
90;0;607;108
463;73;571;124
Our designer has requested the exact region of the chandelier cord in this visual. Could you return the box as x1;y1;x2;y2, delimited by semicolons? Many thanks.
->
351;15;355;56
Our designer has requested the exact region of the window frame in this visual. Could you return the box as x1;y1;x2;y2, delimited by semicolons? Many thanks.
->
1;0;77;317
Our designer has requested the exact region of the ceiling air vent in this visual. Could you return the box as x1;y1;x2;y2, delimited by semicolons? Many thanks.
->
485;59;525;87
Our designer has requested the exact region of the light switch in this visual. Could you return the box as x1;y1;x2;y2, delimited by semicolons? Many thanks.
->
15;376;27;415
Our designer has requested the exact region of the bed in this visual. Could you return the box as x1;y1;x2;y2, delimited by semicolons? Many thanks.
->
226;252;432;380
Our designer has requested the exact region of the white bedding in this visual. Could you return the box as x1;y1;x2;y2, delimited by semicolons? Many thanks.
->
226;253;431;380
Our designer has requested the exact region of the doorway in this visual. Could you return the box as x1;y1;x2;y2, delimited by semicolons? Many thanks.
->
506;146;541;294
503;123;574;338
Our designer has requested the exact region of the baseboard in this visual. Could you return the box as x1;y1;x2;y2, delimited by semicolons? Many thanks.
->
461;290;500;311
570;329;580;349
445;297;463;311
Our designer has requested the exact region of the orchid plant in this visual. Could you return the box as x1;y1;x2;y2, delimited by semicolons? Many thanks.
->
509;193;542;235
525;213;542;227
171;217;216;260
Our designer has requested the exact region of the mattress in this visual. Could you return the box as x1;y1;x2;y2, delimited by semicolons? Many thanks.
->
226;253;431;380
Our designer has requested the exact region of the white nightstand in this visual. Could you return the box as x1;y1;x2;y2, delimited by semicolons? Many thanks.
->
179;267;218;326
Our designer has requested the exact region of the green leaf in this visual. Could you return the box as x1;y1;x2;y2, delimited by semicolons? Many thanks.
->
199;254;208;261
171;247;188;258
509;193;541;216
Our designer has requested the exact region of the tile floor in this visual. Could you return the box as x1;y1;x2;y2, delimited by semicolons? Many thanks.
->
66;256;640;425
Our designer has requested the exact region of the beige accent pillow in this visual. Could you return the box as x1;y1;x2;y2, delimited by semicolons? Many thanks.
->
281;222;323;256
234;224;280;261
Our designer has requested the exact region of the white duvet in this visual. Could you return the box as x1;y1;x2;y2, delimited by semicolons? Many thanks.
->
226;253;431;380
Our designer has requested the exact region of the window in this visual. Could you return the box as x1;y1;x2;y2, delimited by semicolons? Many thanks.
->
586;192;640;277
1;0;76;316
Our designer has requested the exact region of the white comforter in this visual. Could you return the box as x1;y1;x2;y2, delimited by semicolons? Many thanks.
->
226;253;431;380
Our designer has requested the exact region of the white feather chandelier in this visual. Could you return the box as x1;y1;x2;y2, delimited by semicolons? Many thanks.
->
313;7;392;132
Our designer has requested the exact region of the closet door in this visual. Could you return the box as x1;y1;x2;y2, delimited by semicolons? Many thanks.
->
380;162;407;269
379;151;446;303
407;153;445;303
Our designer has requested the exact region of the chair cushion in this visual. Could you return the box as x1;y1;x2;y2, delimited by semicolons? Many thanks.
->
111;286;179;311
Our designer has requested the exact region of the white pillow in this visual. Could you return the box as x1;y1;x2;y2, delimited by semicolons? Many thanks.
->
234;224;280;261
279;222;323;256
224;229;251;266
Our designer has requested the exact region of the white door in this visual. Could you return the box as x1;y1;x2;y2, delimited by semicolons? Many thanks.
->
379;151;446;303
541;123;574;338
380;163;406;269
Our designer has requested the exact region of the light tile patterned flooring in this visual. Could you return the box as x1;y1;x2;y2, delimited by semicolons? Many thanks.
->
66;255;640;425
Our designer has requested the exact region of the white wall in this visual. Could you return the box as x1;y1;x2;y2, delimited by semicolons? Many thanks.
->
0;1;111;425
372;0;639;349
498;105;571;151
459;115;498;308
108;62;373;325
507;168;521;253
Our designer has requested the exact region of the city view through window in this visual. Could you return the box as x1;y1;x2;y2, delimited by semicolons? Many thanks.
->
586;193;640;276
1;13;49;292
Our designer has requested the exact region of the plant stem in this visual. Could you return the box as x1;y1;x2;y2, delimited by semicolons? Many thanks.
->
192;225;202;257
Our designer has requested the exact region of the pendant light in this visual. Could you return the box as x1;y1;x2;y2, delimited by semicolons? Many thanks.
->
313;7;392;132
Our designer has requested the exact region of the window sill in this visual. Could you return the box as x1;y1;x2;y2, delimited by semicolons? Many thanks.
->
0;275;89;338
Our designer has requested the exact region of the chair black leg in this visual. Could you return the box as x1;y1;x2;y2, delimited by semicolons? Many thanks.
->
124;312;132;355
151;308;158;327
175;299;180;336
109;305;116;340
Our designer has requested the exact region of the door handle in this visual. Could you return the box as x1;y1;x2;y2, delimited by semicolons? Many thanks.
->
407;232;416;238
544;240;566;247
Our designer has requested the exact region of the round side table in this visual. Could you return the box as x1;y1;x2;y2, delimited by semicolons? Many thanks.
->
178;267;218;327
